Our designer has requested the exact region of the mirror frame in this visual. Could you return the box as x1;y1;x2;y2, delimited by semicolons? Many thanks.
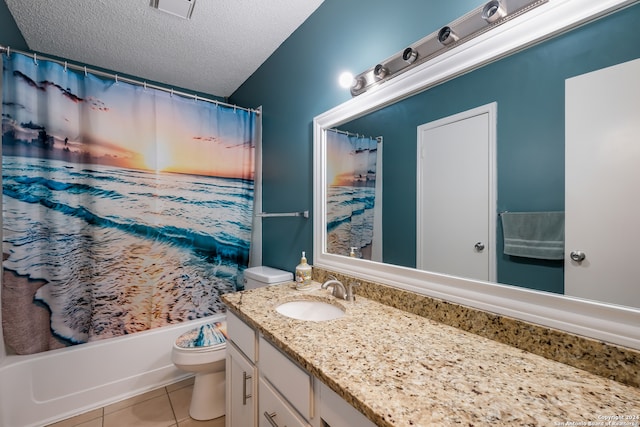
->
314;0;640;350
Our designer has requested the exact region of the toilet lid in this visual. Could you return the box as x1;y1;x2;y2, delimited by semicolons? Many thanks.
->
175;321;227;349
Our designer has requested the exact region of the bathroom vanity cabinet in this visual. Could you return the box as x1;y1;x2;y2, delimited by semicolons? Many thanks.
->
222;283;640;426
259;335;313;426
226;310;257;427
226;311;374;427
226;342;256;426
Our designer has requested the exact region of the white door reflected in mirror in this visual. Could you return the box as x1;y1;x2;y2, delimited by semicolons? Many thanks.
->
565;57;640;308
417;103;496;282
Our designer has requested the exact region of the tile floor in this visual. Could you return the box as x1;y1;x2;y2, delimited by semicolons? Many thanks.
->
46;377;225;427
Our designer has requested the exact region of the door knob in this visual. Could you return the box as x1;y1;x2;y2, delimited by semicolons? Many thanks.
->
474;242;485;251
570;251;586;262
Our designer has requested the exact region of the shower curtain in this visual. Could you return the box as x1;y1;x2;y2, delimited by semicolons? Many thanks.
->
1;52;256;355
326;130;381;260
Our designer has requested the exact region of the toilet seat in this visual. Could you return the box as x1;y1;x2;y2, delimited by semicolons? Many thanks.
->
173;343;225;353
172;321;227;367
174;321;227;350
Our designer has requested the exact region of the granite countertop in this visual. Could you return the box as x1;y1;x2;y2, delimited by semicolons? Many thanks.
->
222;282;640;427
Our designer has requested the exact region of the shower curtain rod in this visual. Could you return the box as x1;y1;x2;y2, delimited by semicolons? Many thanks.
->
0;45;259;115
327;127;382;142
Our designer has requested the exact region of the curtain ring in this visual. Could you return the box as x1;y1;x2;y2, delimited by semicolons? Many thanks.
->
170;88;174;97
194;94;198;103
64;61;68;72
143;81;147;90
115;74;118;84
84;66;88;77
6;46;10;58
33;53;38;65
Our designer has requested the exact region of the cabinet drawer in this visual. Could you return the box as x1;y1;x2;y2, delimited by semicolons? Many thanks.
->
319;381;376;427
259;378;309;427
227;310;257;362
259;336;312;420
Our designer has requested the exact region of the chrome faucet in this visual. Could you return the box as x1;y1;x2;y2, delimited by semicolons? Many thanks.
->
321;277;347;300
346;281;360;302
321;277;360;302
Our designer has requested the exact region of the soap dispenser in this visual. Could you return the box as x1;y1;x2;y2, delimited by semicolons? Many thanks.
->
295;251;312;290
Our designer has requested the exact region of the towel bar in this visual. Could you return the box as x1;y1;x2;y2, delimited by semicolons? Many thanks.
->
255;211;309;218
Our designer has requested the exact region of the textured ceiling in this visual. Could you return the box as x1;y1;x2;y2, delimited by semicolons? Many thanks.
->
4;0;324;98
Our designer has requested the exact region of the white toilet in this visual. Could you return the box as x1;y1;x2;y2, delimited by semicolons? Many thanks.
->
171;266;293;420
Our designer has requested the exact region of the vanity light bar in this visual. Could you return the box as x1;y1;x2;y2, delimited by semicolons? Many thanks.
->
350;0;548;96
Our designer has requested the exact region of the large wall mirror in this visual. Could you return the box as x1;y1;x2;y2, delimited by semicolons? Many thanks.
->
314;0;640;349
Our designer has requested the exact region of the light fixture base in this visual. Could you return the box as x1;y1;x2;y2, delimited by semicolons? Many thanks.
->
349;0;548;96
150;0;196;19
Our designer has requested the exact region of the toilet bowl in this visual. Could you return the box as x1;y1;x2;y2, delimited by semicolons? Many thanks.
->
172;321;227;421
171;266;293;420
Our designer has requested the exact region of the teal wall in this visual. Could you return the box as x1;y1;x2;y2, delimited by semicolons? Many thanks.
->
229;0;480;273
0;0;27;49
231;2;640;291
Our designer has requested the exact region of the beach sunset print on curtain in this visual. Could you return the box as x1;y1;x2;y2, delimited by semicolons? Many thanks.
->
1;53;255;355
326;130;377;259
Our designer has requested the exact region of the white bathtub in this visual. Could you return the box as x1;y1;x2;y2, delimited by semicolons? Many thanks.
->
0;314;224;427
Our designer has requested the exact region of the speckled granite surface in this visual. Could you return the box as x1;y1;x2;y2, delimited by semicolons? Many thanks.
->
312;267;640;389
222;283;640;427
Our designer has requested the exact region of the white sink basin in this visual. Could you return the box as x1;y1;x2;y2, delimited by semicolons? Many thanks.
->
276;300;345;321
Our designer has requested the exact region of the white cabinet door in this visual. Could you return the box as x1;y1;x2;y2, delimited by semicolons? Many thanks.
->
226;342;257;427
259;378;310;427
565;58;640;307
417;103;496;281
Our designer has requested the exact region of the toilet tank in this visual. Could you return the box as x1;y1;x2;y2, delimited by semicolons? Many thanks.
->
243;266;293;290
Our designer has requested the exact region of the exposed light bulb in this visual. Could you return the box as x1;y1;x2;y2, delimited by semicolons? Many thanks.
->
338;71;354;89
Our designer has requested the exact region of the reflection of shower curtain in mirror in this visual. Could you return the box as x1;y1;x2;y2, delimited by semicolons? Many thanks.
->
326;130;380;260
1;53;256;355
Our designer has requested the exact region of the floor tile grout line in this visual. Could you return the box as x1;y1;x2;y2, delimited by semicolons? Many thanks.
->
48;380;196;427
165;385;180;424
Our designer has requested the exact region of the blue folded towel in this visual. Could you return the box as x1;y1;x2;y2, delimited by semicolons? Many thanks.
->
500;212;564;260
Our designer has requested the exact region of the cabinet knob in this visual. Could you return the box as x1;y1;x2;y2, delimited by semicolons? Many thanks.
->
474;242;485;251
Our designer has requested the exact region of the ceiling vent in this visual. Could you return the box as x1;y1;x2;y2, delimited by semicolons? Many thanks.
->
150;0;196;19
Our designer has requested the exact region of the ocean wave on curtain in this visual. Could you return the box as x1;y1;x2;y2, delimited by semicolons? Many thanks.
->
1;52;256;355
325;130;379;260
